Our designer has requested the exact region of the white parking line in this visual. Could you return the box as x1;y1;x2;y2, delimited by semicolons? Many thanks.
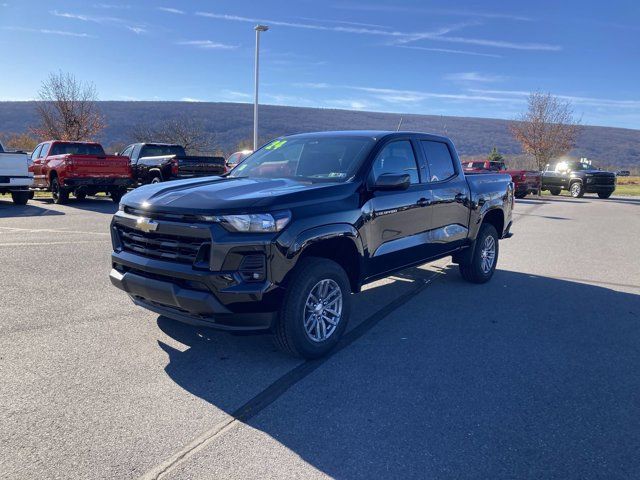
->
0;240;110;247
0;226;110;236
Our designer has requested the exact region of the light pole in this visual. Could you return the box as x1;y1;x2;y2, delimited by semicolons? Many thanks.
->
253;24;269;151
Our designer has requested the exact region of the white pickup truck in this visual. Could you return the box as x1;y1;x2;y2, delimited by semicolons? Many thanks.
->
0;141;33;205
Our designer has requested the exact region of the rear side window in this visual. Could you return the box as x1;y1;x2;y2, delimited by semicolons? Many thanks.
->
140;145;186;157
371;140;420;184
40;143;51;158
421;141;456;182
31;144;43;160
50;143;105;156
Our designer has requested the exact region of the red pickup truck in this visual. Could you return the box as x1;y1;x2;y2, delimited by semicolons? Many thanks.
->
29;141;132;204
463;160;541;199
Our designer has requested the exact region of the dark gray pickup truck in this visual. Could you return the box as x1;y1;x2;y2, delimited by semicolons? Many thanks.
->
118;143;226;185
110;131;514;358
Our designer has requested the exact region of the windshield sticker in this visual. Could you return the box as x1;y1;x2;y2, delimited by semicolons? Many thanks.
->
265;139;287;150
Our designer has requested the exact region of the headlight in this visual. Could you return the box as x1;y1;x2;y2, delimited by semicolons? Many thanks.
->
118;203;125;211
215;211;291;233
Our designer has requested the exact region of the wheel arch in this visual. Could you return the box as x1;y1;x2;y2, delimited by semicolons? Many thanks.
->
287;224;364;293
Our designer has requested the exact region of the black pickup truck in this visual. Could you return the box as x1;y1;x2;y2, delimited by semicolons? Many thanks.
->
109;131;514;358
542;160;616;198
118;143;226;185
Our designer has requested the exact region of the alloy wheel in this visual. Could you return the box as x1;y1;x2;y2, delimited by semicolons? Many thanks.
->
480;235;496;274
303;279;343;342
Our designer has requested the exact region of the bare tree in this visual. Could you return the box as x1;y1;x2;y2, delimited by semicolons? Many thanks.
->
0;132;40;152
33;71;105;141
130;117;216;154
510;92;581;196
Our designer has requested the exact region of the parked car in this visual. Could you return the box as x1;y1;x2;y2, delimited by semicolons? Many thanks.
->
225;149;252;170
118;143;226;185
616;170;631;177
109;131;514;358
29;141;131;204
542;160;616;198
463;160;540;199
0;141;32;205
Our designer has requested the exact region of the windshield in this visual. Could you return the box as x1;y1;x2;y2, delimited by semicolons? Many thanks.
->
140;145;185;157
571;162;599;171
50;143;105;156
228;136;375;182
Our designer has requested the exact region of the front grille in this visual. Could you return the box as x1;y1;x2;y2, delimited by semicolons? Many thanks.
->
116;224;209;265
593;176;615;185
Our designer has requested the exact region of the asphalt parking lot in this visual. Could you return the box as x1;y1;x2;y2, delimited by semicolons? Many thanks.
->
1;194;639;479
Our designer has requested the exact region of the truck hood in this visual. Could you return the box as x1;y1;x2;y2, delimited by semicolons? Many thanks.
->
121;176;356;214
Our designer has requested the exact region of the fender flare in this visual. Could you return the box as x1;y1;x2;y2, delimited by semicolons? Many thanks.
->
286;223;364;260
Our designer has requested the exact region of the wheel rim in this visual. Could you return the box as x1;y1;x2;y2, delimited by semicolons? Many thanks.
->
571;184;580;196
303;279;343;343
151;177;161;184
480;235;496;274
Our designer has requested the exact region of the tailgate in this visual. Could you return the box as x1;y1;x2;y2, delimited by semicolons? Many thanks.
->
0;153;30;178
67;155;130;177
178;156;226;176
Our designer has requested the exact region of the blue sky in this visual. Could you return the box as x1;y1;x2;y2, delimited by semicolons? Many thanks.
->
1;0;639;128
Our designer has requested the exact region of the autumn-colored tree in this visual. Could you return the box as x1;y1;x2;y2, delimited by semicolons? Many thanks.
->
131;117;216;154
510;92;581;196
1;132;40;152
33;71;105;141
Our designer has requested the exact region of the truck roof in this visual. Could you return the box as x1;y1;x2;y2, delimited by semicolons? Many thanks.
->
285;130;451;142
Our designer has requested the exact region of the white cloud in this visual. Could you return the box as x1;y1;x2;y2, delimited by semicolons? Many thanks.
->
181;97;203;102
333;4;532;22
293;82;331;89
470;89;640;109
51;9;146;34
177;40;239;50
220;89;252;100
195;11;560;52
2;26;95;37
398;45;502;58
127;26;146;34
158;7;184;15
445;72;507;83
94;3;131;9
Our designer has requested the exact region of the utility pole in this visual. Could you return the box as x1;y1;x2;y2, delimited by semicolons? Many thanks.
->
253;24;269;151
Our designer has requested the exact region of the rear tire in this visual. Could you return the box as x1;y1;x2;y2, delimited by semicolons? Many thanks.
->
459;223;499;284
515;192;527;199
274;257;351;359
597;192;612;199
149;173;162;184
75;191;87;201
570;182;584;198
549;187;561;196
11;190;30;205
51;177;68;204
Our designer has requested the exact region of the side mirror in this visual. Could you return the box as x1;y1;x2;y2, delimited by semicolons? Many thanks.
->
374;173;411;191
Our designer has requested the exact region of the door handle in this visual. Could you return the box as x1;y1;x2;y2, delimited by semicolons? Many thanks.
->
417;197;430;207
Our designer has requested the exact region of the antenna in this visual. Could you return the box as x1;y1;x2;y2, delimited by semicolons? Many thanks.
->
396;116;403;131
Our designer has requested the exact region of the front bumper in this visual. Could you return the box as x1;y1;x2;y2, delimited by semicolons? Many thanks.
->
109;212;283;331
585;184;615;193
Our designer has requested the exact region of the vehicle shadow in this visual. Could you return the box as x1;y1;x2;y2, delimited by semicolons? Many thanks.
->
32;196;118;215
517;197;589;205
157;267;640;478
609;196;640;206
0;198;65;217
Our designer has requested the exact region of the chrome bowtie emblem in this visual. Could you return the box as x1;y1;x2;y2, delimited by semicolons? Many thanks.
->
135;217;158;233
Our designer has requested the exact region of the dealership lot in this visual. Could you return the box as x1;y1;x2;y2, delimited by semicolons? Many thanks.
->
1;195;639;479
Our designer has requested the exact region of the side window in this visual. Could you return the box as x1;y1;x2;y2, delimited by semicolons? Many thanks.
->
421;141;456;182
371;140;420;184
31;144;43;160
40;143;51;158
121;146;134;157
131;144;142;161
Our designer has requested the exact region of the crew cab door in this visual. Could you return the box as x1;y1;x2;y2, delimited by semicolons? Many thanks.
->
30;143;50;187
363;139;432;278
543;163;567;189
419;139;471;256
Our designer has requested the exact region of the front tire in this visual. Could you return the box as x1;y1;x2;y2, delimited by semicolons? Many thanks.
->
570;182;584;198
51;177;68;204
274;257;351;359
597;192;612;199
74;191;87;201
11;190;30;205
459;223;499;284
549;187;561;196
515;191;527;199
